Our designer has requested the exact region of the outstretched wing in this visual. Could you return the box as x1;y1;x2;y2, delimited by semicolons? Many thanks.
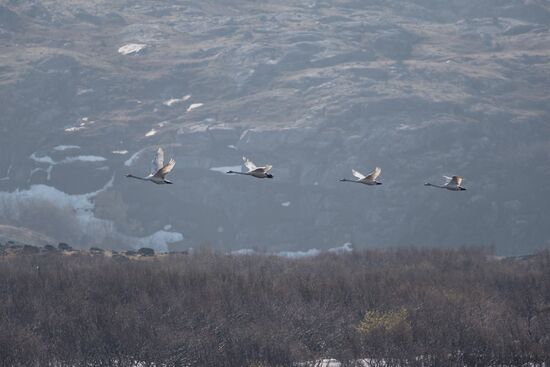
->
154;158;175;178
243;157;257;172
352;169;366;180
262;164;273;173
151;147;165;176
366;167;381;181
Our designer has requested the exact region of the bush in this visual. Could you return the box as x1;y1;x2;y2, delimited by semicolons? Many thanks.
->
58;242;72;251
137;247;155;257
0;248;548;366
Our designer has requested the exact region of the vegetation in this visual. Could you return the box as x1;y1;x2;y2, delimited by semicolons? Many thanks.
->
1;247;549;366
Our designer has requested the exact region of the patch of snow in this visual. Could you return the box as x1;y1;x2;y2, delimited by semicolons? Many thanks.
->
124;148;147;167
281;201;291;207
30;153;106;165
64;155;106;163
76;88;93;96
133;230;183;253
145;128;157;137
277;248;321;259
328;242;353;254
163;224;172;231
29;153;56;165
163;95;191;106
210;165;241;174
54;145;81;151
64;126;86;132
231;249;256;255
186;103;203;112
0;176;183;252
227;144;237;149
64;117;93;133
118;43;147;55
112;150;129;155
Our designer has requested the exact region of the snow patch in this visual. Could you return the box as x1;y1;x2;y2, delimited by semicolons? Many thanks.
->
30;153;106;165
281;201;291;207
145;129;157;137
54;145;81;151
231;243;353;259
112;150;129;155
124;148;147;167
231;249;256;255
328;242;353;254
118;43;147;55
29;153;56;165
163;95;191;106
277;248;321;259
132;230;183;253
0;177;183;252
64;155;106;163
186;103;203;112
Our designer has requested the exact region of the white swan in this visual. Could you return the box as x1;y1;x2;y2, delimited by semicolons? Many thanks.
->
340;167;382;185
126;147;175;184
424;175;466;191
227;157;273;179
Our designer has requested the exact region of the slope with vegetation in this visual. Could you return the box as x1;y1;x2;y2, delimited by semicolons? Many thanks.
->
1;247;549;366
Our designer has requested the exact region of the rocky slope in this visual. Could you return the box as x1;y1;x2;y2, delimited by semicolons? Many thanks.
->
0;0;549;254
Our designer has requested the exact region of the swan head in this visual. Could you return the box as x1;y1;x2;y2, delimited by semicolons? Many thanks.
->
376;182;382;185
459;187;467;191
266;173;274;179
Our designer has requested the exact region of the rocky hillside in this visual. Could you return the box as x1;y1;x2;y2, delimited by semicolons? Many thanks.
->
0;0;549;253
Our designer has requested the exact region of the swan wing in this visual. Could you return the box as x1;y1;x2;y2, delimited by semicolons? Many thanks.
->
262;164;273;173
366;167;381;181
154;158;175;178
352;169;366;180
151;147;165;176
243;156;257;172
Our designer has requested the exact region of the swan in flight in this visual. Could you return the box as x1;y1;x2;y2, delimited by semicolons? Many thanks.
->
126;147;175;184
424;175;466;191
227;157;273;179
340;167;382;185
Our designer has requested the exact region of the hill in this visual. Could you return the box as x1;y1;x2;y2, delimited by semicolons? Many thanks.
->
0;0;549;253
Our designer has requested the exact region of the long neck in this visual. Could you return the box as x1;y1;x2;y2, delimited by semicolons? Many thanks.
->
425;182;446;189
228;171;249;175
127;174;148;181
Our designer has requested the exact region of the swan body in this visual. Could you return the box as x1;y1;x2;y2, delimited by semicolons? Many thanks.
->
340;167;382;185
227;157;273;179
424;175;466;191
126;147;175;184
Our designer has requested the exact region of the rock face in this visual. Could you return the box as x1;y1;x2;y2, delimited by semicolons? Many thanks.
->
0;0;549;254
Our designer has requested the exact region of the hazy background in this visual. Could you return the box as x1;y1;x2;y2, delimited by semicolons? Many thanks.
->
0;0;549;254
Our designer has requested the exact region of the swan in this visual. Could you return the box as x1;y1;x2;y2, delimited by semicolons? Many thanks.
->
424;175;466;191
340;167;382;185
227;157;273;179
126;147;175;184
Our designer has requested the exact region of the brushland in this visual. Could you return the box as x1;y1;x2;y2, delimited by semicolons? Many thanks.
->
1;247;549;366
